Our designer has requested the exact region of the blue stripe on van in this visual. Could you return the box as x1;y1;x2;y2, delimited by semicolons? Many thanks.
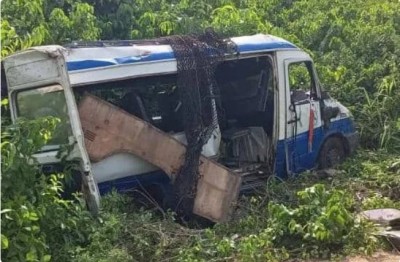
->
67;52;175;71
97;170;170;195
114;52;175;64
66;42;297;71
67;60;116;71
237;42;297;52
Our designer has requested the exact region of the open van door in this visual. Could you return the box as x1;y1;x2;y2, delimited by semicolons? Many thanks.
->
3;46;100;214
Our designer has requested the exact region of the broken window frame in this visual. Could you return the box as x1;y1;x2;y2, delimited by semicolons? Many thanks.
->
15;84;74;151
288;61;319;103
73;74;186;133
216;55;276;133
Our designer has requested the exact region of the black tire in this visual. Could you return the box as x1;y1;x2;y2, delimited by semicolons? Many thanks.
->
318;137;346;169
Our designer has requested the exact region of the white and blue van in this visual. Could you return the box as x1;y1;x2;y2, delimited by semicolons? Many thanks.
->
3;34;358;212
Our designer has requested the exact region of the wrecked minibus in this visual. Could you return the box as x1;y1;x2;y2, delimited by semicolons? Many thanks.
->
2;33;358;222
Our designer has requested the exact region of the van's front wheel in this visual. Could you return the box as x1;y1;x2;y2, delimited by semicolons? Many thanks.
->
318;137;346;169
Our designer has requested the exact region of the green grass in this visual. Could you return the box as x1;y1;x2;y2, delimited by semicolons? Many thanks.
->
72;150;400;261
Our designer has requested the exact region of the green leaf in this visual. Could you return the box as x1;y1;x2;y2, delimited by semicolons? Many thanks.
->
26;248;37;261
1;234;9;249
42;254;51;262
1;98;9;106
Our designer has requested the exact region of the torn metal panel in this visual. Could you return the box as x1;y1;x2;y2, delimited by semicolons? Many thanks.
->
78;94;242;222
380;230;400;251
29;45;66;58
4;46;66;90
360;208;400;227
361;208;400;251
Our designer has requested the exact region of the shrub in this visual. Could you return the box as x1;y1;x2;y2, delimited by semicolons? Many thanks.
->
1;118;94;261
267;184;378;258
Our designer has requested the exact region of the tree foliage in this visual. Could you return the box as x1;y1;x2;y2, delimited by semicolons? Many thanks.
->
2;0;399;151
1;0;100;56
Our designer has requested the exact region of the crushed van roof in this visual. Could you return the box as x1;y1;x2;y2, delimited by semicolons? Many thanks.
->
65;34;297;72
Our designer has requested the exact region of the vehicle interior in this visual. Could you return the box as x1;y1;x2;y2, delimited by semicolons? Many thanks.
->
216;56;275;170
74;56;276;171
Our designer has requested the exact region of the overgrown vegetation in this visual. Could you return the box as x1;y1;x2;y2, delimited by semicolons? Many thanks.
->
1;0;400;261
3;121;398;261
1;119;95;261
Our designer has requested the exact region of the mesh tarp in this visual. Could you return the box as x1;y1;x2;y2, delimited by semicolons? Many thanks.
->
160;29;231;214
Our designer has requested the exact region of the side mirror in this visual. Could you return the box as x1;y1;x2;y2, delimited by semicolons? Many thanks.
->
322;106;340;126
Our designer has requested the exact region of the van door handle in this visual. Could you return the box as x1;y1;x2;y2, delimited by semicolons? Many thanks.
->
287;118;300;124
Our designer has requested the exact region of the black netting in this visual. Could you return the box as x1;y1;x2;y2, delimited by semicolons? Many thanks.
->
159;29;231;214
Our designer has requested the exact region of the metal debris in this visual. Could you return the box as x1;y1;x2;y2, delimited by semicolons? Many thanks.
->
360;208;400;227
361;208;400;251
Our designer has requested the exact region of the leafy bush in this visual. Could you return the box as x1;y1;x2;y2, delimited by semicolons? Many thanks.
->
267;184;378;258
118;183;377;261
1;118;94;261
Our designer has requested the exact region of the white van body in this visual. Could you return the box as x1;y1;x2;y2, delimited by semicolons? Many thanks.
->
3;34;358;210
